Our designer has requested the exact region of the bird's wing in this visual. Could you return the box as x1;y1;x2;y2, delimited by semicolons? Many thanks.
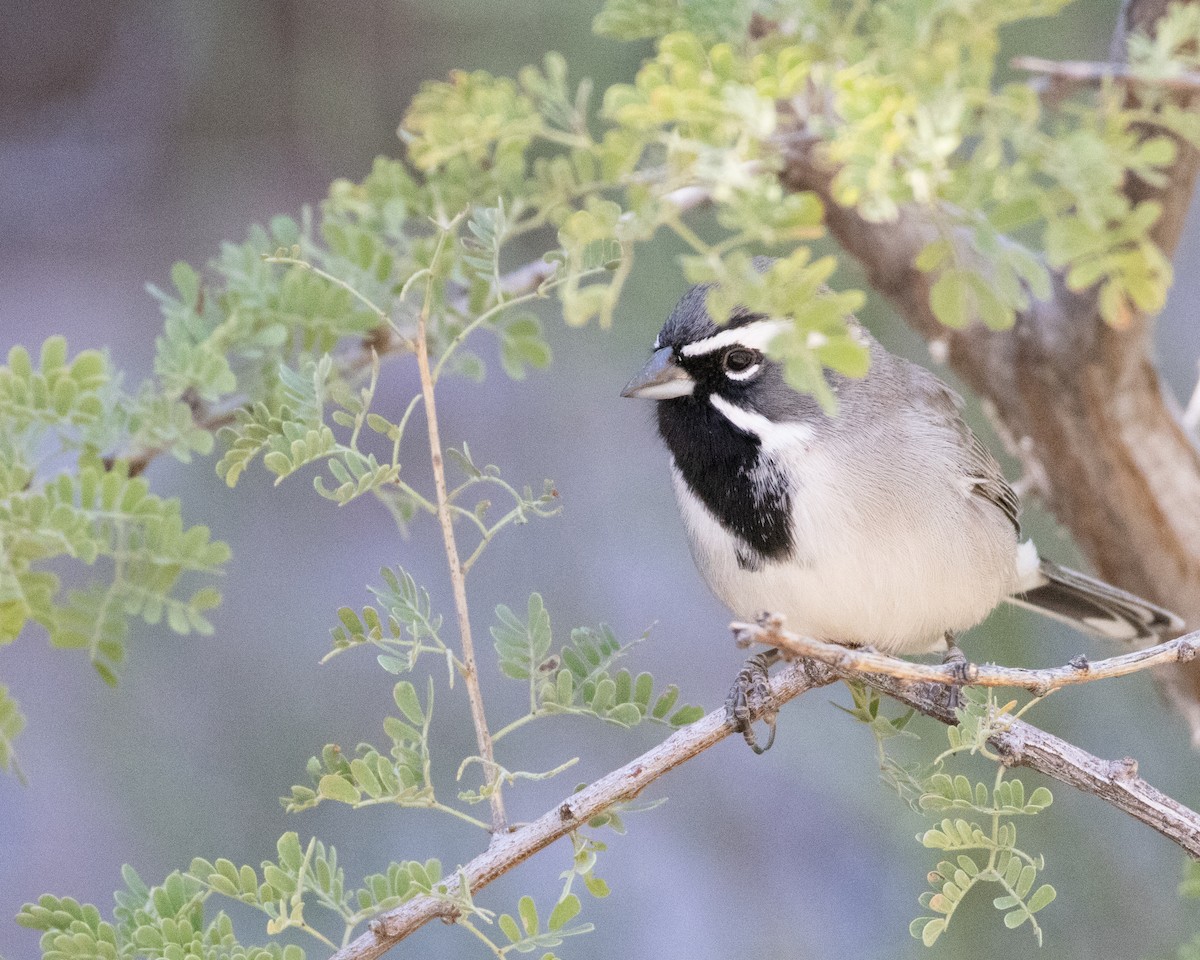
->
912;367;1021;535
961;431;1021;534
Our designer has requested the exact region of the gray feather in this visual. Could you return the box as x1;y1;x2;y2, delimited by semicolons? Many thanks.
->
1008;559;1183;641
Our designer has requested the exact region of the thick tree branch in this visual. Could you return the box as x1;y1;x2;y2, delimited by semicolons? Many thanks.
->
861;671;1200;858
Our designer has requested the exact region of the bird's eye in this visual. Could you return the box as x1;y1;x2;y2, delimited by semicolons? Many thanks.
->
723;348;760;374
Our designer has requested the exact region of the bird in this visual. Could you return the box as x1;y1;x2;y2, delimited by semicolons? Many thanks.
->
622;275;1182;748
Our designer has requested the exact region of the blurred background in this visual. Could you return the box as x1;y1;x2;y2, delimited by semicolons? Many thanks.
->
2;1;1199;958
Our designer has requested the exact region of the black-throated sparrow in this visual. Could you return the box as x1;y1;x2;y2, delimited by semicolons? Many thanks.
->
623;278;1181;745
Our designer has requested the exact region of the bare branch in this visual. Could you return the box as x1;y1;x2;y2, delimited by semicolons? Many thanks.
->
1011;55;1200;92
734;615;1200;696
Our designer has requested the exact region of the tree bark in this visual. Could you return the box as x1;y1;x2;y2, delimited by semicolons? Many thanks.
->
779;1;1200;739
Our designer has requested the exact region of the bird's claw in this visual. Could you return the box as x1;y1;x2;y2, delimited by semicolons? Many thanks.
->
725;650;780;754
934;635;970;713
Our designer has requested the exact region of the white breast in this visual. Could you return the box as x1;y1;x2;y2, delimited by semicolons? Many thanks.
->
670;433;1020;655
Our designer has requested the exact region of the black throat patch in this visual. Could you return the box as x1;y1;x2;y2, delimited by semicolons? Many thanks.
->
657;395;794;564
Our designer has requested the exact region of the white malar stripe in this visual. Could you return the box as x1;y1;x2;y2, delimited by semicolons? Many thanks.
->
680;318;791;357
709;394;814;451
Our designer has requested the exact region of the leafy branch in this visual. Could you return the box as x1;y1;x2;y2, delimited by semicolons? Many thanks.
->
332;636;1200;960
410;220;507;834
490;603;704;741
846;683;1057;945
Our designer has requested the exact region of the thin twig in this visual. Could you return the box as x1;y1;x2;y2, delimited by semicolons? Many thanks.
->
1011;55;1200;93
414;227;507;835
733;615;1200;696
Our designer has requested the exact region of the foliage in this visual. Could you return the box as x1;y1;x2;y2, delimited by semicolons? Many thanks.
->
16;865;306;960
0;335;230;752
10;0;1200;956
0;683;24;777
491;595;705;736
843;684;1057;946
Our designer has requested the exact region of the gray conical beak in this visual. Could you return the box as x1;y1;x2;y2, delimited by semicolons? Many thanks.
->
621;347;695;400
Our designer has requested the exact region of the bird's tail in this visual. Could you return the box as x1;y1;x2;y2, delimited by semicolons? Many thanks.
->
1006;558;1183;642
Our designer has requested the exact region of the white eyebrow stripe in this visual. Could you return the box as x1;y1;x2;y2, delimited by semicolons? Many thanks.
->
679;318;792;357
709;394;814;451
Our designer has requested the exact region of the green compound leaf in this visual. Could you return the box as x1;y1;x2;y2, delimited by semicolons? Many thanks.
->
24;864;307;960
326;566;446;671
497;892;594;955
0;337;109;432
498;313;553;380
0;464;228;691
535;624;703;729
492;594;553;681
283;680;433;813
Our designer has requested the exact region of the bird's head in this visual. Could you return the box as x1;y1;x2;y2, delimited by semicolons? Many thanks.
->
620;282;789;408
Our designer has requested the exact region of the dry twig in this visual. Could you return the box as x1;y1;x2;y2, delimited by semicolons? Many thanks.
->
734;614;1200;696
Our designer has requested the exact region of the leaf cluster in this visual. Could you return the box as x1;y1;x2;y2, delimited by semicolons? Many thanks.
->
187;832;448;945
15;831;460;959
844;684;1058;946
492;594;705;734
282;679;437;815
0;339;230;754
1;334;230;759
327;565;450;674
17;866;304;960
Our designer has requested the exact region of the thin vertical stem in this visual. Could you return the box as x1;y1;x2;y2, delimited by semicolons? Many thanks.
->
413;237;507;834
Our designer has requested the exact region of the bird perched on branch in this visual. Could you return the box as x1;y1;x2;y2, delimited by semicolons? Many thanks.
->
622;275;1182;751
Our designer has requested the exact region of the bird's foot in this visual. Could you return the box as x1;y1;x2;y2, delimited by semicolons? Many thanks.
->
936;633;970;713
725;649;781;754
